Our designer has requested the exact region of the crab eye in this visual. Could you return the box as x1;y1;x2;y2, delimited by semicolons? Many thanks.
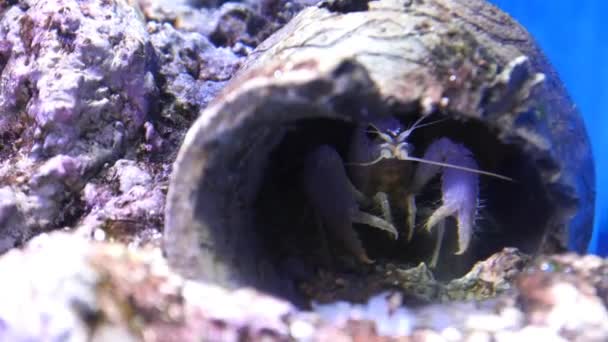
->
388;126;402;137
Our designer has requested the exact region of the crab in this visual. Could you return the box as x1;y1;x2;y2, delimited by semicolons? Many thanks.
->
302;114;513;267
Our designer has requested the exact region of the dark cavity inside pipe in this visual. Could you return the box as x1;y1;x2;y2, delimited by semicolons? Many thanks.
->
244;110;550;306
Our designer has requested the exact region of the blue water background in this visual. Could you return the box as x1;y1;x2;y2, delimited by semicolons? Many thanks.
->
490;1;608;255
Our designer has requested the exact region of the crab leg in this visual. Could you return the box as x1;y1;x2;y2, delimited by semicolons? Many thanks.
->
344;155;399;239
429;218;445;268
410;138;479;255
351;209;398;239
351;189;397;238
302;145;398;264
405;194;416;242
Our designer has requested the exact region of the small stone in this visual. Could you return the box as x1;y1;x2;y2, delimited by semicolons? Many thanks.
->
93;228;106;241
290;320;315;340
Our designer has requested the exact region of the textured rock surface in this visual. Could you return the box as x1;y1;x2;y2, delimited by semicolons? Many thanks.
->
0;0;603;341
301;248;530;305
0;0;287;251
0;0;156;249
0;232;606;341
0;232;295;341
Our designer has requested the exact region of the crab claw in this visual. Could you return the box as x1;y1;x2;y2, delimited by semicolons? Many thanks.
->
411;138;479;255
302;145;375;264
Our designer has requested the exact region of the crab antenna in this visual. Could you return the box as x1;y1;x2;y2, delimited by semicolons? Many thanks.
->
346;155;387;167
397;118;448;142
397;114;431;140
410;113;430;129
408;118;447;131
366;122;393;142
404;156;514;182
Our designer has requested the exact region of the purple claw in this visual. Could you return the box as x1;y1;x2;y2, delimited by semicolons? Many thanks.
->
302;145;374;264
411;138;479;254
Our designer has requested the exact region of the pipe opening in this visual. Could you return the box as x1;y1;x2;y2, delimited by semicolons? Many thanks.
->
249;109;551;306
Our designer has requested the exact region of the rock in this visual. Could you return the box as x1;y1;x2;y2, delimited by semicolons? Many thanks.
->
76;159;164;248
0;0;318;255
0;0;155;251
0;232;606;341
0;232;295;341
148;22;241;121
0;0;602;341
